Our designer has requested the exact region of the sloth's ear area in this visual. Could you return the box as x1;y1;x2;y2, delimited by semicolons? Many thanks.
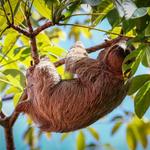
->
15;100;31;113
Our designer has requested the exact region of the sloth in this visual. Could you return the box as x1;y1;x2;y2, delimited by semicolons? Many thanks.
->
16;40;132;132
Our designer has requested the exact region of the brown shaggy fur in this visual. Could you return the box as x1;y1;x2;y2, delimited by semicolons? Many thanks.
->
16;41;131;132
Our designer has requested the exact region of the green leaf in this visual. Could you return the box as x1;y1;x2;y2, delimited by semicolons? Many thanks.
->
87;127;99;140
110;115;123;122
91;0;113;26
107;9;120;28
145;24;150;36
111;121;122;135
0;97;2;111
2;31;19;53
131;7;148;19
33;0;52;19
128;74;150;95
126;124;137;150
142;46;150;67
134;81;150;118
103;144;116;150
0;80;7;92
76;131;86;150
6;86;21;95
148;7;150;16
45;132;51;139
61;133;71;141
2;69;26;89
130;117;148;148
13;92;22;107
23;126;34;147
123;46;144;78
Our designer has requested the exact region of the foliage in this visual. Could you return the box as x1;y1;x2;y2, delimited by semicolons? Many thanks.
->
0;0;150;150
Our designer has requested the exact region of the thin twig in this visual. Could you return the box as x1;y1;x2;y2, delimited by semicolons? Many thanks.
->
7;0;14;24
1;2;10;24
58;23;135;38
63;13;107;20
10;24;30;37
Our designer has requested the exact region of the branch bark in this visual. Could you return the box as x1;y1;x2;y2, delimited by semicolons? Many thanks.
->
26;15;40;64
54;36;126;67
33;21;54;36
4;127;14;150
10;24;30;37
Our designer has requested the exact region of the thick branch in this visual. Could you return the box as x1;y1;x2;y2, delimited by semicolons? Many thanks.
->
4;127;14;150
33;21;54;36
54;36;127;67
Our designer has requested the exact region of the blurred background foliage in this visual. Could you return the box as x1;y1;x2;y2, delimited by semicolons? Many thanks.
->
0;0;150;150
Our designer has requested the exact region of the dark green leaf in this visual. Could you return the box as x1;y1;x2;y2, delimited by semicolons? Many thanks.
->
142;45;150;67
110;115;123;122
123;45;144;77
0;97;2;111
24;126;34;147
107;9;120;28
134;81;150;118
128;74;150;95
111;121;122;135
91;0;113;26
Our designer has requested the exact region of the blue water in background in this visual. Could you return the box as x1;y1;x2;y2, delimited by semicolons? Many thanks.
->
0;18;150;150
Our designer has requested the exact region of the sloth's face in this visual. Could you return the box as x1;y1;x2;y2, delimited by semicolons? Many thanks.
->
112;44;134;58
105;43;135;72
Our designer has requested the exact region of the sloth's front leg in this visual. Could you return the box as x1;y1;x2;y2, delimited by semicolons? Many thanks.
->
65;41;88;73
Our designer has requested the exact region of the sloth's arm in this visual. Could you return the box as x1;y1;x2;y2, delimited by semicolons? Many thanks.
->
65;42;99;81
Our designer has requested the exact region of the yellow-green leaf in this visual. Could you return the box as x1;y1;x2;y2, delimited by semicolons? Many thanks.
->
126;124;137;150
0;97;2;111
87;127;99;140
13;92;22;107
61;133;71;141
76;131;86;150
111;121;122;135
33;0;52;19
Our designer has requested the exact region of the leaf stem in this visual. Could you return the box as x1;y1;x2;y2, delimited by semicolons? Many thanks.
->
63;13;107;20
57;23;135;38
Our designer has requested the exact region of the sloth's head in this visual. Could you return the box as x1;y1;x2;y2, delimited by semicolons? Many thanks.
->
99;40;134;73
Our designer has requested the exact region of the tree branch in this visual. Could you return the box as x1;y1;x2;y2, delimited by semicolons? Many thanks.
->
32;21;54;36
54;36;127;67
26;14;40;64
10;24;30;37
4;127;14;150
